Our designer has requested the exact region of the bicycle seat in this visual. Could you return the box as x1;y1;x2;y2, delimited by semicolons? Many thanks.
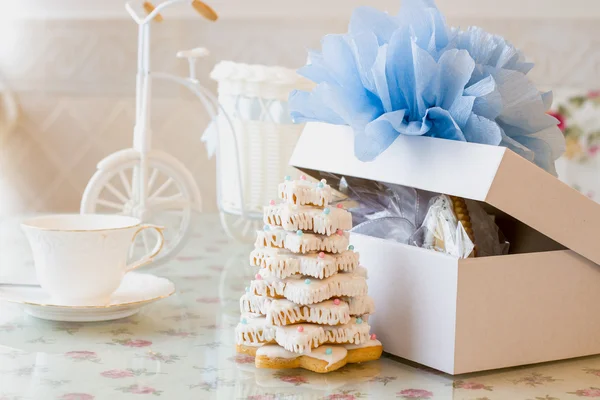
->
176;47;210;59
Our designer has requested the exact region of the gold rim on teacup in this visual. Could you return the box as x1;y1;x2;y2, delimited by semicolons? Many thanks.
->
21;214;143;232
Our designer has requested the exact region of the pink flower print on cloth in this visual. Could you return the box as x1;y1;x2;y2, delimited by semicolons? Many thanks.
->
64;351;100;362
116;384;162;396
158;329;196;338
112;339;153;347
397;389;434;399
326;394;358;400
453;380;493;391
100;369;134;379
278;375;308;385
568;387;600;397
273;371;309;386
229;354;255;364
130;386;157;394
584;368;600;377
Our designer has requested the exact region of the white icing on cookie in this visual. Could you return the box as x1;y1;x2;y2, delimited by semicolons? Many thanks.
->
256;344;348;370
285;231;349;254
322;319;371;345
275;323;326;353
274;318;372;354
344;339;382;350
237;314;372;354
249;268;289;298
241;293;375;325
239;292;272;315
255;227;350;254
283;269;368;305
310;345;348;369
235;314;274;345
278;179;333;207
249;268;368;305
250;248;359;279
266;298;351;326
264;204;352;236
256;344;300;359
254;227;288;249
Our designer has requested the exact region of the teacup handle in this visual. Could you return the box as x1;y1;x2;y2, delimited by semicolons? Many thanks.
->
125;224;165;272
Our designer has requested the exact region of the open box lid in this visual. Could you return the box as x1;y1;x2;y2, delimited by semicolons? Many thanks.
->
290;122;600;265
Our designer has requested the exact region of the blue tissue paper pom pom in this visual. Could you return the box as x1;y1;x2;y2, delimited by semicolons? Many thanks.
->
289;0;565;176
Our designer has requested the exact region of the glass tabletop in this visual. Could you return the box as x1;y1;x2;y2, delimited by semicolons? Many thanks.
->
1;214;600;400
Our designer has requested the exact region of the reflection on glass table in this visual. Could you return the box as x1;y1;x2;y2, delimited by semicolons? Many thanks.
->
1;214;600;399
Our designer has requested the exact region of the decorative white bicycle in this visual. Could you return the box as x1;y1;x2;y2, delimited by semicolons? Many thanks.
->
81;0;220;263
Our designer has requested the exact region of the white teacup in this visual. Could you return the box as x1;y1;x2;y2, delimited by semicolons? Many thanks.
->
21;214;165;306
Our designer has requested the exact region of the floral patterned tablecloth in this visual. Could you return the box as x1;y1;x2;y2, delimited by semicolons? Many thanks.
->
2;214;600;400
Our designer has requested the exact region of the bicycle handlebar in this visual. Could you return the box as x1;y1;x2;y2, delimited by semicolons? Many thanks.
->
125;0;191;25
125;0;217;25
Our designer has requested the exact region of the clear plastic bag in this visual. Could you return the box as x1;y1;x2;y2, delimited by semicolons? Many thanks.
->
411;195;475;258
320;173;509;259
464;199;510;257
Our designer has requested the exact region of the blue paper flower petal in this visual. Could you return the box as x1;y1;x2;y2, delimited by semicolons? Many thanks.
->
507;134;557;175
455;27;533;75
492;69;558;136
528;125;566;161
372;44;393;113
347;32;380;94
385;29;412;112
320;35;364;96
541;90;553;111
463;114;503;145
297;51;333;84
397;114;432;137
424;107;465;141
349;6;399;45
465;75;502;120
398;0;450;54
501;135;534;161
289;88;346;125
289;0;566;176
447;96;475;129
356;110;407;161
436;49;475;110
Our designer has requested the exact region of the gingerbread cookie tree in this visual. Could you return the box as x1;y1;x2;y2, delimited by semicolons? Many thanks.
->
235;176;382;373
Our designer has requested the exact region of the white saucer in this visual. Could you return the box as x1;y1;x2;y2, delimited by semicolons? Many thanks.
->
0;273;175;322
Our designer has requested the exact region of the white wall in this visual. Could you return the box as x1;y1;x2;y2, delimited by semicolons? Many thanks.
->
0;0;598;216
3;0;600;19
